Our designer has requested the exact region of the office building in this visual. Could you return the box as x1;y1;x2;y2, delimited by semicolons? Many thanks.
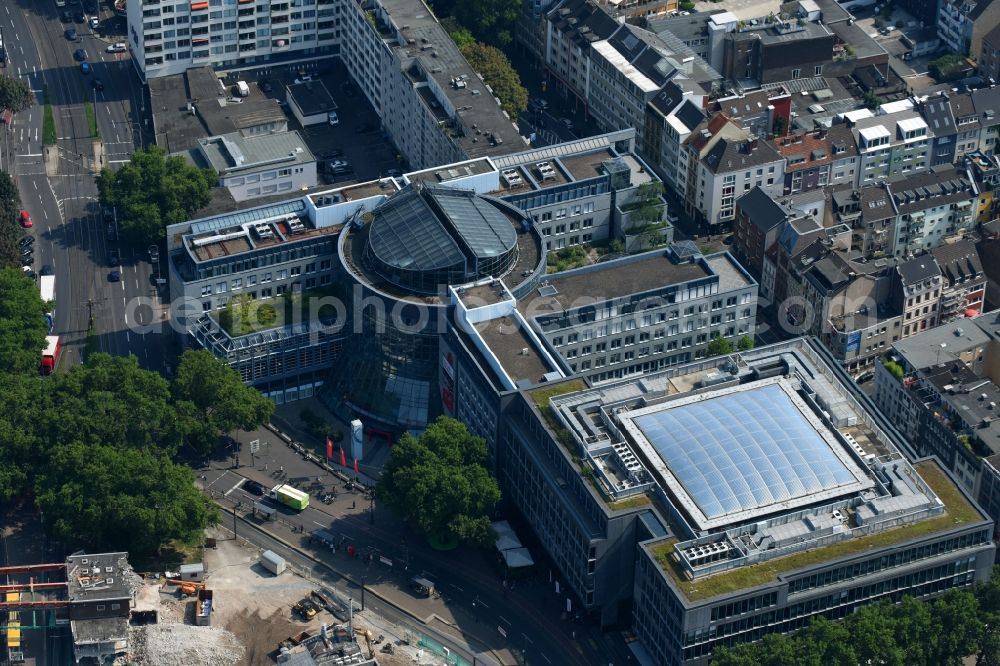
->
476;337;995;664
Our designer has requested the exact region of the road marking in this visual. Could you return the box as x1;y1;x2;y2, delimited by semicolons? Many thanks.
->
32;181;36;190
20;153;42;157
450;584;464;592
108;159;130;164
499;616;511;626
475;598;490;609
120;280;124;291
135;279;139;289
124;311;128;324
540;654;551;664
125;331;130;343
312;520;326;527
223;479;243;496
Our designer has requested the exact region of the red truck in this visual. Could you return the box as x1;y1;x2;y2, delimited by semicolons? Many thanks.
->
41;336;59;375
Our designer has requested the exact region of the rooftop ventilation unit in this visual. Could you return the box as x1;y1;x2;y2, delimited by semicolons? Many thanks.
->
253;223;274;239
501;168;523;187
288;219;306;234
536;161;557;181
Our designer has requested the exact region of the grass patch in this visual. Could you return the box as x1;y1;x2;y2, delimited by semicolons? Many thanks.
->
653;461;981;601
214;287;342;336
85;98;99;139
129;538;203;574
42;87;56;146
610;494;652;510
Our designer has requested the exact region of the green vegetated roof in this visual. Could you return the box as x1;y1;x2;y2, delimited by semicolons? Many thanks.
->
653;461;981;602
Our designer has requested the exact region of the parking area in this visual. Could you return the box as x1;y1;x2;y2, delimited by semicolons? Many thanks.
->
239;61;401;186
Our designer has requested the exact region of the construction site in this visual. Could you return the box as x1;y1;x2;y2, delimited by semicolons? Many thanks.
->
0;531;459;666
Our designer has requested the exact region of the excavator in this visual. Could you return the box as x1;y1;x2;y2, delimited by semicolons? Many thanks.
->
166;579;206;597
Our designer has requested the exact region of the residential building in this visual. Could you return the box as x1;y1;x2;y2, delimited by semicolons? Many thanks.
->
543;0;620;106
341;0;525;172
476;336;995;664
774;130;834;194
731;186;800;283
937;0;1000;59
683;118;786;232
932;239;987;322
125;0;338;80
827;123;861;188
951;93;984;161
875;313;1000;525
972;87;1000;155
892;254;943;338
897;0;946;27
848;110;932;185
917;92;959;167
889;166;978;257
979;23;1000;82
714;15;836;86
178;131;316;202
967;151;1000;222
643;83;707;201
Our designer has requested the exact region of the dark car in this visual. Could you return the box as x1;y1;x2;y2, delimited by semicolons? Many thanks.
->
242;480;266;496
258;80;273;93
74;48;87;61
109;252;119;267
73;11;85;23
20;246;33;257
40;265;53;276
21;255;33;267
317;149;344;159
91;78;104;92
18;236;34;248
65;28;77;40
108;270;121;282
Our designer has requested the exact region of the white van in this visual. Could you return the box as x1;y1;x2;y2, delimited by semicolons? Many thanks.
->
328;110;339;126
235;80;250;97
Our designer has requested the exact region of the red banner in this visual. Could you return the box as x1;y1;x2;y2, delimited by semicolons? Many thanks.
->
326;436;333;460
353;458;359;475
340;447;347;468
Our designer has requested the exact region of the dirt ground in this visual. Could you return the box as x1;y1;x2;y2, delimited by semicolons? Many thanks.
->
200;531;426;666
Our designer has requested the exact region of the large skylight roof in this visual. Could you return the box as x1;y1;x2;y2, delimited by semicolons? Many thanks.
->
622;381;872;530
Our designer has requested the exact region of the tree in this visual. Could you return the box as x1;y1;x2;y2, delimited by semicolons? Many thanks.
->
928;589;983;665
96;146;215;247
172;349;274;454
452;0;520;47
460;42;528;117
737;335;754;351
929;54;968;82
707;336;733;357
0;75;33;113
0;268;49;375
34;442;217;553
378;416;500;547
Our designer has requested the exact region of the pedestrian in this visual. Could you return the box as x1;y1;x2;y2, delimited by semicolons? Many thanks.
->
264;463;268;472
352;500;356;509
280;465;284;473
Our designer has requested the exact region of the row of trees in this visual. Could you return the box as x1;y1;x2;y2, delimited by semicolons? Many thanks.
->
714;571;1000;666
0;270;273;553
96;146;216;248
457;39;529;118
431;0;520;48
0;171;25;269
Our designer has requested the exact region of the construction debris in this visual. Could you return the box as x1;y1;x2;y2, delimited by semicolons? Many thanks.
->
124;623;243;666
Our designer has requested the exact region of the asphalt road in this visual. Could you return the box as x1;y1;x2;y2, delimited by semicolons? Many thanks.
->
7;0;167;374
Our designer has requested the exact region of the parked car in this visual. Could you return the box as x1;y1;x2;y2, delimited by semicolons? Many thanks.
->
19;211;32;228
73;48;87;61
259;80;273;93
64;28;77;40
293;74;314;84
317;149;344;159
242;480;266;496
89;16;99;29
73;11;85;23
20;246;33;257
80;62;91;74
18;236;34;248
91;78;104;91
21;255;33;267
327;110;339;126
108;270;121;282
22;267;36;279
39;264;53;276
106;42;127;53
109;252;119;267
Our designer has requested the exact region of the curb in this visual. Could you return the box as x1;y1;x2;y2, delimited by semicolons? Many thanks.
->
224;501;504;666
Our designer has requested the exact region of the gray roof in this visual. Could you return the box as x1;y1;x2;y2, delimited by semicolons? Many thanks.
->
897;255;941;286
736;186;789;232
932;239;984;286
950;93;980;127
859;185;896;224
381;0;523;159
66;552;135;603
972;86;1000;127
826;123;859;158
919;93;957;137
647;11;720;44
888;166;975;215
547;0;620;48
193;131;314;176
677;98;708;130
703;137;784;174
894;319;991;369
286;80;337;117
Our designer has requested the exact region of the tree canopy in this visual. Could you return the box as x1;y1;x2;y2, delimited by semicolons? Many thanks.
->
0;171;24;269
96;146;215;247
433;0;520;47
0;268;49;374
172;348;275;454
378;416;500;547
0;74;34;113
713;578;1000;666
707;336;734;357
460;42;528;118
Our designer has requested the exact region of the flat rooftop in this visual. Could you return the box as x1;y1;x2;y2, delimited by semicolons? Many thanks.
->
405;158;496;188
66;553;134;603
286;80;337;117
476;316;554;386
620;380;873;530
190;130;314;175
150;67;287;154
379;0;523;159
518;251;710;317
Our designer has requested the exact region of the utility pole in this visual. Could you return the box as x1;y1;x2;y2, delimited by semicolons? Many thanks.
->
232;505;237;540
360;577;366;610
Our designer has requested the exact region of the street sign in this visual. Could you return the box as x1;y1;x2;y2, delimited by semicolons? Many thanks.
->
249;439;260;454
